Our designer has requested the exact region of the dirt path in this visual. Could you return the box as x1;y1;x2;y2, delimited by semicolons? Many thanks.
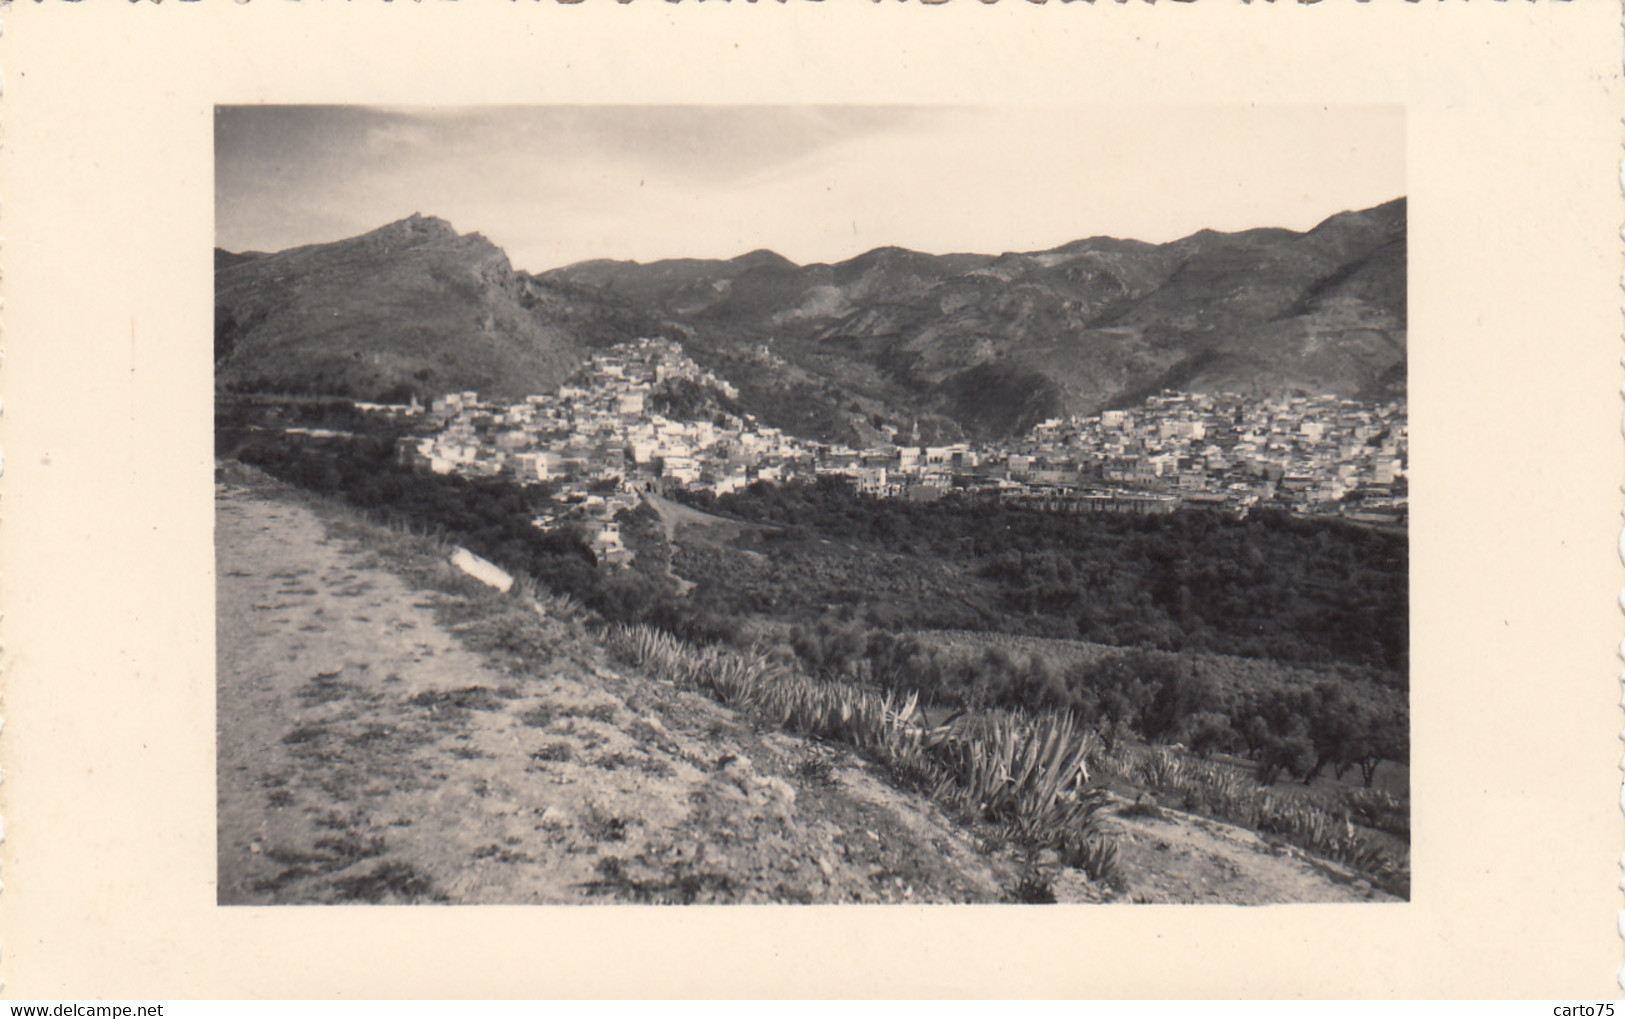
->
642;493;755;542
639;493;775;594
1098;805;1394;904
216;466;1014;904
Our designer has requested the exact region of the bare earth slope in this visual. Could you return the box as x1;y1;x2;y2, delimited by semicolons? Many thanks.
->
216;465;1012;904
1098;807;1392;904
217;463;1389;905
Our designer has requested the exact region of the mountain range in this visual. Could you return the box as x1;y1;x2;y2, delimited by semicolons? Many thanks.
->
216;198;1405;443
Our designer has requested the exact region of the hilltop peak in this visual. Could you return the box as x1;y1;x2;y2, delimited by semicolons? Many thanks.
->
1302;198;1407;241
214;213;624;404
360;212;463;246
729;248;799;273
843;245;928;267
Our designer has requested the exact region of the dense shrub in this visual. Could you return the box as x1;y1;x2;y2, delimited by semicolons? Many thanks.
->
675;480;1407;673
777;615;1404;783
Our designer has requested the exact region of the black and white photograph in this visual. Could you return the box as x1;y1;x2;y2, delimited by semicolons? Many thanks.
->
8;0;1624;999
213;104;1410;906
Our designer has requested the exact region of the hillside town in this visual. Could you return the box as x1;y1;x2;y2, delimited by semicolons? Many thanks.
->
392;337;1407;563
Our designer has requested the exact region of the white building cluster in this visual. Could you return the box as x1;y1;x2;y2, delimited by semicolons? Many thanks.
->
1009;392;1408;522
393;336;1408;554
396;338;824;562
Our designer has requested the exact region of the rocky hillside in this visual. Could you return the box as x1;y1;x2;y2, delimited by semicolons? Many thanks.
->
217;200;1404;442
214;214;660;403
545;198;1406;440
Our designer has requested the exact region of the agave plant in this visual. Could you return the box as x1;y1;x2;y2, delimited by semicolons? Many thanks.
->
1056;828;1120;886
929;711;1097;838
1140;748;1186;790
607;624;1119;867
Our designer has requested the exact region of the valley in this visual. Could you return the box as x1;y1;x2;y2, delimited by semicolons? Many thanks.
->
214;197;1410;905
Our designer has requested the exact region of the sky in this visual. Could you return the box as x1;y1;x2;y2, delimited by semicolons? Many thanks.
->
216;105;1404;274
